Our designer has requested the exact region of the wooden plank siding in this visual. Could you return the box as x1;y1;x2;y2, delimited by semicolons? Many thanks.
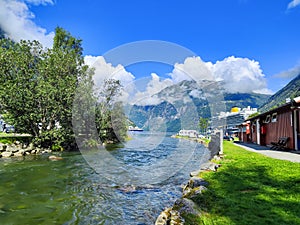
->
263;111;294;149
239;97;300;150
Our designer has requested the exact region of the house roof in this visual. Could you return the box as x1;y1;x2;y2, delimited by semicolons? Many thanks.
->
247;96;300;122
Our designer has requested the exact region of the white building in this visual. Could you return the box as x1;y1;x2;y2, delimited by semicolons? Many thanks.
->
178;129;199;138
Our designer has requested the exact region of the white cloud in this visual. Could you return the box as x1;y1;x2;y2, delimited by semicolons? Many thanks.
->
85;55;135;87
274;64;300;79
168;55;271;94
85;55;136;102
287;0;300;9
170;56;213;83
211;56;271;94
0;0;54;48
131;73;173;106
189;89;205;99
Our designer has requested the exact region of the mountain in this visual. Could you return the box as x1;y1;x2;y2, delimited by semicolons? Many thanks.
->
127;80;270;132
0;27;6;39
259;74;300;113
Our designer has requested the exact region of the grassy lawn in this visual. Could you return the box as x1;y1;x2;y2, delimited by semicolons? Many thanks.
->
183;141;300;225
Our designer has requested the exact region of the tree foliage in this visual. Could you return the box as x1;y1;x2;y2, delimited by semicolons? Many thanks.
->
95;79;127;143
0;28;128;149
199;117;209;134
0;28;90;150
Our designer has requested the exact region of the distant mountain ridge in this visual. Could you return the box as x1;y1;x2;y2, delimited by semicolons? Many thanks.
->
128;80;270;132
259;74;300;113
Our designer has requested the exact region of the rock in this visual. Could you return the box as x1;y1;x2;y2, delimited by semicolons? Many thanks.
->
2;152;13;158
15;141;21;145
186;185;208;198
2;145;7;151
19;149;25;155
49;155;63;161
175;198;200;216
200;162;220;172
13;151;24;157
28;143;34;150
31;150;36;154
190;170;201;177
155;208;171;225
184;177;208;190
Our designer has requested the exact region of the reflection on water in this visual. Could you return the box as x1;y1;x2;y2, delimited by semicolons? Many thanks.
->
0;132;210;224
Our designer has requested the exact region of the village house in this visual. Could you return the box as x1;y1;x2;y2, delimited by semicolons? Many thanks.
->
238;96;300;150
178;129;199;138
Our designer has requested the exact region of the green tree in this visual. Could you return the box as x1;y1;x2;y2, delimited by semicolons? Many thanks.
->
199;117;209;135
0;28;91;150
95;79;127;143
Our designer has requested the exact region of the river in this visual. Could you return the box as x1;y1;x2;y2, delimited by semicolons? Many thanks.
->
0;132;210;225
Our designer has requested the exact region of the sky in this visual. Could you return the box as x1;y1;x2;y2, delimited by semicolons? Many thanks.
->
1;0;300;104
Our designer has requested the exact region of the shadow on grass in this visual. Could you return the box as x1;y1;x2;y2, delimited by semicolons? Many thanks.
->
190;151;300;225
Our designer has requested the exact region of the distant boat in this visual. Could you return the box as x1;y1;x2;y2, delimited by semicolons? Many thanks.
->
128;126;143;132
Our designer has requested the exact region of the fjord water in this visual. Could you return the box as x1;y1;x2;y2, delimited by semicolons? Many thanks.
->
0;132;209;225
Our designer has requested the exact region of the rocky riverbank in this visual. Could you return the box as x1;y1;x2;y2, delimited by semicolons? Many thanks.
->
155;160;222;225
155;132;223;225
0;142;52;158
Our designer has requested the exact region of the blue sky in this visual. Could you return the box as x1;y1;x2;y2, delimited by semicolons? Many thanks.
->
1;0;300;96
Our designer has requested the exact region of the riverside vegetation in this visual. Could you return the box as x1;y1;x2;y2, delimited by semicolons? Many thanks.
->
181;141;300;225
0;27;127;151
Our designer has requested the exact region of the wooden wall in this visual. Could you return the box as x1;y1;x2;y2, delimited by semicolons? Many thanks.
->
248;110;295;149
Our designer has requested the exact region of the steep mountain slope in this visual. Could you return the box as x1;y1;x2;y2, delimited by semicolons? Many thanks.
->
0;28;5;39
128;80;270;132
259;74;300;113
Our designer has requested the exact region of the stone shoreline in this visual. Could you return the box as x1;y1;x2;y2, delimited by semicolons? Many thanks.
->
155;159;222;225
0;142;52;158
155;132;223;224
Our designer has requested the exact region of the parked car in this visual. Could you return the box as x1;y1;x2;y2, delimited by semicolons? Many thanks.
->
223;135;234;141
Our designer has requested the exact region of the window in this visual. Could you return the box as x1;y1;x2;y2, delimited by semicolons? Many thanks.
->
264;115;271;123
271;113;277;123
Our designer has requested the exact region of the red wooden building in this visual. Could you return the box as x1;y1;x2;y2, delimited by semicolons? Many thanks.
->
238;96;300;150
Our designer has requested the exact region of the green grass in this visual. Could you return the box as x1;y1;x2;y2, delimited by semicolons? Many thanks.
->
183;141;300;225
0;132;32;144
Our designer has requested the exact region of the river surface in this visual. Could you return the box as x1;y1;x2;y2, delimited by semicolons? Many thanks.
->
0;132;210;225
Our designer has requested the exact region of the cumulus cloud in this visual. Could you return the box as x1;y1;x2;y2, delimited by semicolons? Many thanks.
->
0;0;54;48
287;0;300;9
85;55;136;102
211;56;272;94
131;73;173;106
170;56;213;83
85;55;135;86
274;64;300;79
168;55;271;94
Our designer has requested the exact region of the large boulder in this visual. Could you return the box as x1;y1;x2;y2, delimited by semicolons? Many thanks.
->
174;198;200;216
2;151;13;158
14;151;24;157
